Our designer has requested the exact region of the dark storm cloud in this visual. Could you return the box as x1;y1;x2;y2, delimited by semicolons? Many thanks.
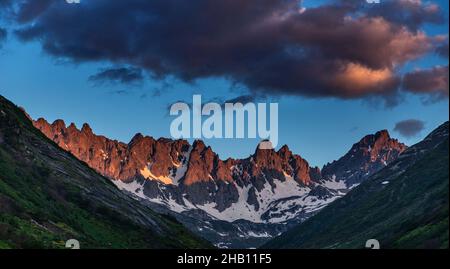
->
0;0;11;7
0;0;13;17
88;67;144;86
15;0;55;23
0;27;6;45
436;43;449;59
365;0;445;31
10;0;448;104
224;94;268;104
394;119;425;138
402;66;449;102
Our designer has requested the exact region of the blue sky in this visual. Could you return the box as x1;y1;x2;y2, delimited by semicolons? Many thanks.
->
0;0;448;168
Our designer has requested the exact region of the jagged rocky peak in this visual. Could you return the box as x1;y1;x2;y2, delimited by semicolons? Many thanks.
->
53;119;67;129
34;118;53;137
34;116;319;189
253;142;281;168
128;133;155;149
356;130;404;160
183;140;218;185
278;144;292;158
34;117;191;184
81;122;93;134
147;137;190;179
322;129;407;186
31;113;414;228
130;132;144;142
35;117;48;125
278;145;321;178
34;116;408;191
67;122;77;130
246;142;315;186
354;129;406;162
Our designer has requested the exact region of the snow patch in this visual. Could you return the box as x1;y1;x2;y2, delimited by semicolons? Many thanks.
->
197;176;311;223
140;166;172;185
323;179;347;190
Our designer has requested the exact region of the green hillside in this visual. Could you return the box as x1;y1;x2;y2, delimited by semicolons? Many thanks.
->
0;95;212;249
264;122;449;249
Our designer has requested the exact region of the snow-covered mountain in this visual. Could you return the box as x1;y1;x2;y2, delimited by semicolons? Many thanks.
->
33;118;407;248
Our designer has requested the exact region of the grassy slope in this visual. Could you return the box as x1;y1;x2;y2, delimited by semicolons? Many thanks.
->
0;95;212;249
264;137;449;249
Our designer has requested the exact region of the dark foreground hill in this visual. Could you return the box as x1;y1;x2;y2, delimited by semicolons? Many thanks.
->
264;121;449;249
0;95;211;249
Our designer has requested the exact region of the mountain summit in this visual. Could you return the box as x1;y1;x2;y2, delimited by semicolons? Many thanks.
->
33;116;408;248
322;130;407;187
264;122;449;249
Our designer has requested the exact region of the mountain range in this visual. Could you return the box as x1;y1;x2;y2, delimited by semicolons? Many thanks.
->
1;94;447;249
0;95;211;249
32;113;407;248
264;121;449;249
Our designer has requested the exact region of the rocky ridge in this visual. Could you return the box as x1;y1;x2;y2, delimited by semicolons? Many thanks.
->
33;118;407;247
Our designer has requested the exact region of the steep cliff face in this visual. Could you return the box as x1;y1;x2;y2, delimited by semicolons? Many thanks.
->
33;119;321;212
34;118;192;183
264;122;449;249
33;118;406;223
0;96;211;249
34;119;319;188
322;130;407;187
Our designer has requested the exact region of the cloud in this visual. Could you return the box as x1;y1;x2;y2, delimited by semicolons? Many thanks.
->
0;0;11;8
366;0;445;31
9;0;449;104
165;94;271;118
15;0;55;23
0;0;14;19
88;67;144;86
224;94;269;104
0;27;6;46
394;119;425;138
436;43;449;58
402;65;449;102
